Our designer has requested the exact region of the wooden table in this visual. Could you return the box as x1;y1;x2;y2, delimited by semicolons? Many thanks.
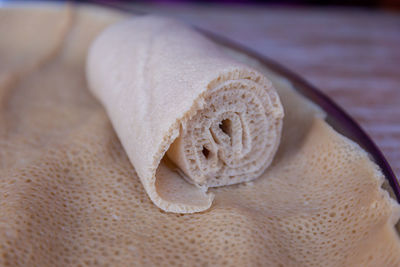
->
134;4;400;178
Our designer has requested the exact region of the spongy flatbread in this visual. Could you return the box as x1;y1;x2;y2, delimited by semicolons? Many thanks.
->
87;16;284;213
0;4;399;267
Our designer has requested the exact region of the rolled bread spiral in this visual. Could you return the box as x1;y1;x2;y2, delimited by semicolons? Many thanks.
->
87;16;284;213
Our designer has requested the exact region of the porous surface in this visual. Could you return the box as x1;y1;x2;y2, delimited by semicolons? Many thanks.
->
0;4;399;267
168;70;282;189
87;16;283;213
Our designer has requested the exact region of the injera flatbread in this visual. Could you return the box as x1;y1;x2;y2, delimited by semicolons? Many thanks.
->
87;16;284;213
0;4;399;267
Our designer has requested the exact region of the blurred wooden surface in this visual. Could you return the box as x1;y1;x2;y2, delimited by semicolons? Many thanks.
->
134;4;400;178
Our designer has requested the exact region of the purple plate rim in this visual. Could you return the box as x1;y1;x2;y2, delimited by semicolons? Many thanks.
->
82;0;400;203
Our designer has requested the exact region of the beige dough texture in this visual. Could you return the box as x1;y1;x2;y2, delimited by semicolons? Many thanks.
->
87;16;284;213
0;3;399;267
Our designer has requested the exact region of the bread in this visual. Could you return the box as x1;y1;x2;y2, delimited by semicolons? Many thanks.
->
87;16;284;213
0;4;399;266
